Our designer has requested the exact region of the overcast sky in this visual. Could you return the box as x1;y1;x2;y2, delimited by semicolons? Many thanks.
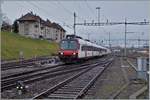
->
1;0;150;47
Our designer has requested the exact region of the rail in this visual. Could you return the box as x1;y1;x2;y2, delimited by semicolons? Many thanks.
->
32;58;114;99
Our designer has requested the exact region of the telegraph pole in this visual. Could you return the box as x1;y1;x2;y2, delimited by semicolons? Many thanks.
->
87;33;90;40
73;12;76;35
108;32;111;49
0;0;3;31
96;7;100;23
138;32;144;48
124;18;127;58
138;36;140;48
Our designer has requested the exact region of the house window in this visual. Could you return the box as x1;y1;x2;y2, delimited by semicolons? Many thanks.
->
34;25;39;28
39;35;43;39
41;27;44;30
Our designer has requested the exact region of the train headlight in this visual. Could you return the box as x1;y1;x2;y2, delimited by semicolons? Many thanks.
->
60;52;63;55
73;52;76;55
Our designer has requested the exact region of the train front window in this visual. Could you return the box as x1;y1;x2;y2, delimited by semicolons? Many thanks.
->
60;40;78;50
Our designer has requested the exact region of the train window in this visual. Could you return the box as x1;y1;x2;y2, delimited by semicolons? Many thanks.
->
60;40;78;50
81;46;94;51
81;45;106;51
93;47;98;51
81;46;87;50
87;46;90;51
101;49;106;52
91;46;94;51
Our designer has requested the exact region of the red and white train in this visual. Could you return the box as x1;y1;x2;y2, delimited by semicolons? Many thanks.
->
58;35;111;62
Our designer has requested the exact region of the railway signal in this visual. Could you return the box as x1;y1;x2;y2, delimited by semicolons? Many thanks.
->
16;81;27;95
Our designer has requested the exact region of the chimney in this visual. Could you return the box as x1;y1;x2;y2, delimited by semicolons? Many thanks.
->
30;11;33;14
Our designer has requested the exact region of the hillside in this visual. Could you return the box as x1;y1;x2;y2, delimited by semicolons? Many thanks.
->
1;32;59;60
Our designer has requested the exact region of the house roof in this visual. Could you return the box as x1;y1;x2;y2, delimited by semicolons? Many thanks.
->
18;12;66;32
45;19;52;27
51;23;66;32
18;12;41;22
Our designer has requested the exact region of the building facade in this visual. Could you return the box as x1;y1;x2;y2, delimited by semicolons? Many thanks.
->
1;21;12;32
17;12;66;42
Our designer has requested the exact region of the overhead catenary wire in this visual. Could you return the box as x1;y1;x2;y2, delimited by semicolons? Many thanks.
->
84;0;95;15
26;1;74;30
57;1;73;15
74;1;83;17
27;1;56;21
56;0;85;21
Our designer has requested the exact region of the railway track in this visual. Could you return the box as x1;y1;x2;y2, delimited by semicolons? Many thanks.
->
1;57;109;91
32;58;114;99
1;56;58;70
1;63;86;91
1;63;64;80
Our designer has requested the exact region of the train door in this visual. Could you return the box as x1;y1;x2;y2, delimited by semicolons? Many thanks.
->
85;50;87;57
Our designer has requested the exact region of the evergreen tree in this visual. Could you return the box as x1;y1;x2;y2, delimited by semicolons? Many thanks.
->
13;19;19;33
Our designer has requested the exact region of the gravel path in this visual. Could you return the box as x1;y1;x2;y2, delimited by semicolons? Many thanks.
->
83;56;147;99
84;57;125;99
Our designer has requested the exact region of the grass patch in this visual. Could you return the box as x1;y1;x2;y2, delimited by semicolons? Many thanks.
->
1;31;59;60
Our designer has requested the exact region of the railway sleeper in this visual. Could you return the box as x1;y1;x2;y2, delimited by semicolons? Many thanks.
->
68;81;90;85
63;86;85;88
58;88;82;91
48;93;76;99
65;83;88;87
60;87;84;90
53;91;78;94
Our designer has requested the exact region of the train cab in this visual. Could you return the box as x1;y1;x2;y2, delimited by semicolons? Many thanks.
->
58;37;80;62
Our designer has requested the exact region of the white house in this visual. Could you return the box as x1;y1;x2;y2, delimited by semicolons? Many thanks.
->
17;12;66;42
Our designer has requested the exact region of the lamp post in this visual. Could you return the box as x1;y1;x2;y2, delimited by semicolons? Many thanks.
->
96;7;101;24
